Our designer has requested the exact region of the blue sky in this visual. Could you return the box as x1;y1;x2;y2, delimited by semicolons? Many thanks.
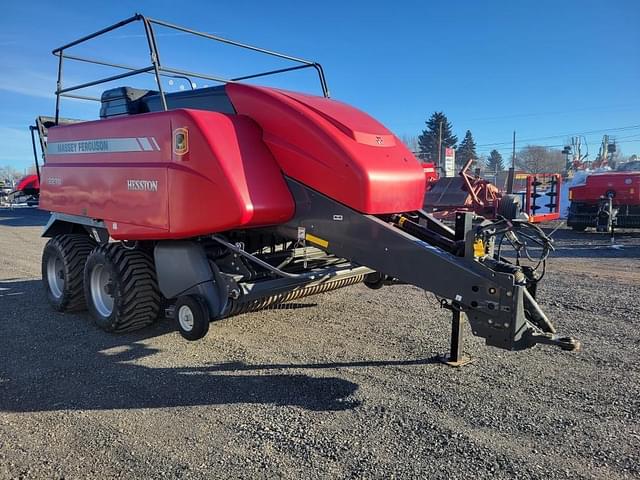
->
0;0;638;171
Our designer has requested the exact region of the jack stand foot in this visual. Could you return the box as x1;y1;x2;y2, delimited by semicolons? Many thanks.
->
437;354;474;368
437;309;474;368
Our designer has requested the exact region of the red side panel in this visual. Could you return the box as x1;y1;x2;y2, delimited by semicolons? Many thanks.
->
41;110;293;240
570;172;640;205
166;110;294;237
226;84;425;214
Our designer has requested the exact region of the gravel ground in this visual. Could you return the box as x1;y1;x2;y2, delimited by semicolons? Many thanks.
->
0;208;639;479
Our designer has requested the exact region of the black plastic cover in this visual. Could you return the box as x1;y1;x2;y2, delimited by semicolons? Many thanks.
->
99;87;157;118
99;85;236;118
143;85;236;114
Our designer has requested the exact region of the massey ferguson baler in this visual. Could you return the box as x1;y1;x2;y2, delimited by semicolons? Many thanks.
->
36;15;578;359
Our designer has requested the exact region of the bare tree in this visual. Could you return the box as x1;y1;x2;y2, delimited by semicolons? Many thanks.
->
0;165;23;184
517;146;565;173
399;134;419;154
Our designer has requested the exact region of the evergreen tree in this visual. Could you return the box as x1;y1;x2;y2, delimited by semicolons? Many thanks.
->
456;130;478;170
486;149;505;172
417;112;457;162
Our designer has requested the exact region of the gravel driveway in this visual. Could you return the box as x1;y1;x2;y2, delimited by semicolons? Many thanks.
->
1;208;638;479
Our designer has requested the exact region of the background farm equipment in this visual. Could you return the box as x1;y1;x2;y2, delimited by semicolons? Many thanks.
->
0;174;40;206
423;158;507;220
523;173;561;223
423;159;561;223
422;162;438;190
568;170;640;232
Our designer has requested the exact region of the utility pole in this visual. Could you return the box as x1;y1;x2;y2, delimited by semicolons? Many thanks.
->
601;135;609;164
506;130;516;194
512;130;516;168
437;120;443;173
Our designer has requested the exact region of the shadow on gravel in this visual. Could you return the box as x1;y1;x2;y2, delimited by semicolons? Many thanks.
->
0;280;360;413
0;207;49;227
196;358;439;373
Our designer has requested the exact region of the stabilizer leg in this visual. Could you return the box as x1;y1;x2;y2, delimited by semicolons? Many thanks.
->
438;309;474;367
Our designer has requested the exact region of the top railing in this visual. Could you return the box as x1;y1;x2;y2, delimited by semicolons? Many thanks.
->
51;13;330;124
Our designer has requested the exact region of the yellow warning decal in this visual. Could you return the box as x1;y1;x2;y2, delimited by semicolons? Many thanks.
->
173;127;189;155
305;233;329;248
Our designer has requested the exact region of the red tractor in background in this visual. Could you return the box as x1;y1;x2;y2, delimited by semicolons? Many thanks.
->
0;174;40;206
14;174;40;197
0;114;49;206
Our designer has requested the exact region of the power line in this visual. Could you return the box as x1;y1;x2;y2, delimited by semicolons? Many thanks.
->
476;134;640;153
611;133;640;141
392;103;640;129
456;103;640;123
475;125;640;148
475;137;640;157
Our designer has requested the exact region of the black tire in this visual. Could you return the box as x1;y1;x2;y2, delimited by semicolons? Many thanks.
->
571;225;587;232
84;243;161;333
175;295;210;341
497;194;521;220
42;234;96;312
363;272;385;290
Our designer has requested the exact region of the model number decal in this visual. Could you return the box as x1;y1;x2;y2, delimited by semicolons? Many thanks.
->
46;177;62;185
127;179;159;192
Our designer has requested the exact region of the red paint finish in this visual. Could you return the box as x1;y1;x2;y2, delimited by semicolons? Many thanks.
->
226;84;425;214
16;174;40;192
40;110;294;240
570;172;640;205
42;84;426;238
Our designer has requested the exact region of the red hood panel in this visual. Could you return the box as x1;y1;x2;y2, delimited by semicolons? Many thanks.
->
278;89;396;147
226;84;424;214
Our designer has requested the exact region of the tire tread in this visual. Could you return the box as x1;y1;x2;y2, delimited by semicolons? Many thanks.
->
86;243;161;333
42;234;96;312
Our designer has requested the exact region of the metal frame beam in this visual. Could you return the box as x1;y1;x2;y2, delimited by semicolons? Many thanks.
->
276;178;578;353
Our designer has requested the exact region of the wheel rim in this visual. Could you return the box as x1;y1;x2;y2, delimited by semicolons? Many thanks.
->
90;264;114;317
47;254;65;299
178;305;195;332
